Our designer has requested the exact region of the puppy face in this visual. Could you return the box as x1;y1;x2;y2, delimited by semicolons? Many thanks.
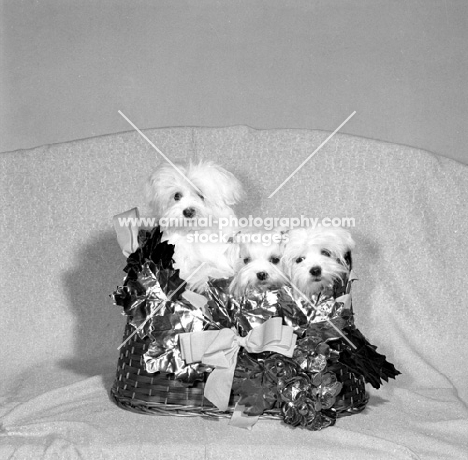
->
229;231;287;297
146;161;244;227
283;227;355;297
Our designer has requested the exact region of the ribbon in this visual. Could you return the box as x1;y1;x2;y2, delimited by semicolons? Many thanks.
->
179;317;297;412
181;290;209;311
228;403;260;430
112;207;141;257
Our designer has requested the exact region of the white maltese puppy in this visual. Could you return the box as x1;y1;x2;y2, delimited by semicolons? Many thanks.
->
146;161;244;292
282;226;355;298
147;161;243;225
229;229;288;297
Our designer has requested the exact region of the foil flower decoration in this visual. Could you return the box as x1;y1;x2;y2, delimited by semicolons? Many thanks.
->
232;352;278;416
279;374;339;430
263;354;298;386
294;336;333;374
232;352;300;417
279;375;320;429
233;351;342;429
311;372;343;410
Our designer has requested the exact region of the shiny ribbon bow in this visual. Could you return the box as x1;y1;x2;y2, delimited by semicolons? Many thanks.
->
112;207;141;257
179;317;297;412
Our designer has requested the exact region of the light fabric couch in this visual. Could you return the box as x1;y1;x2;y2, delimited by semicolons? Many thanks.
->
1;126;467;458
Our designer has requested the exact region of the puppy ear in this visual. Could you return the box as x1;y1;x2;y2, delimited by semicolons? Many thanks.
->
224;240;241;268
341;229;356;252
202;162;244;206
323;227;356;252
228;258;246;297
276;227;290;246
331;227;355;267
283;227;307;254
146;163;186;215
280;230;300;280
229;275;241;297
343;250;353;270
222;171;245;206
288;227;308;241
145;172;161;215
280;257;292;280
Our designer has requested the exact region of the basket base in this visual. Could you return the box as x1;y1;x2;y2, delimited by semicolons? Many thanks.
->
111;322;369;421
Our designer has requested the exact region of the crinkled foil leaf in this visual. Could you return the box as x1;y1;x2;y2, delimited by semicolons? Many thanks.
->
112;262;164;336
234;289;281;335
143;285;209;383
277;285;354;340
334;325;402;389
205;278;236;329
205;282;281;336
111;226;209;383
123;227;186;300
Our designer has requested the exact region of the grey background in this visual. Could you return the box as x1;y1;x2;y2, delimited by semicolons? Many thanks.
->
1;0;467;164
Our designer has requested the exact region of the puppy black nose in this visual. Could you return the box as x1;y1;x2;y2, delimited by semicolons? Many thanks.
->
183;208;196;218
257;272;268;281
309;266;321;277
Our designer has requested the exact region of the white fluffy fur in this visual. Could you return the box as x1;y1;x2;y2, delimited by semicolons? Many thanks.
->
146;161;244;225
146;161;244;292
282;226;355;298
229;229;287;297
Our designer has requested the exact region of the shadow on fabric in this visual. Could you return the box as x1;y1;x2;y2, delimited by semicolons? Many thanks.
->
60;230;127;389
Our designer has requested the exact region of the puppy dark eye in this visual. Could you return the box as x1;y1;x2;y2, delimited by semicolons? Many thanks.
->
243;257;251;264
174;192;182;201
197;193;205;201
269;257;280;265
295;257;305;264
321;249;331;257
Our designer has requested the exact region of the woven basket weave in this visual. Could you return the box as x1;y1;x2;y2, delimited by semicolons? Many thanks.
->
110;321;369;420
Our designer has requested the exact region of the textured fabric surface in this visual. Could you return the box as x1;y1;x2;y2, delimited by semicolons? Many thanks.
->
1;126;467;458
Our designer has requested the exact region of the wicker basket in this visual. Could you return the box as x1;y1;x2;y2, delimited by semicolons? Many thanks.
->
110;321;369;420
107;223;402;430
